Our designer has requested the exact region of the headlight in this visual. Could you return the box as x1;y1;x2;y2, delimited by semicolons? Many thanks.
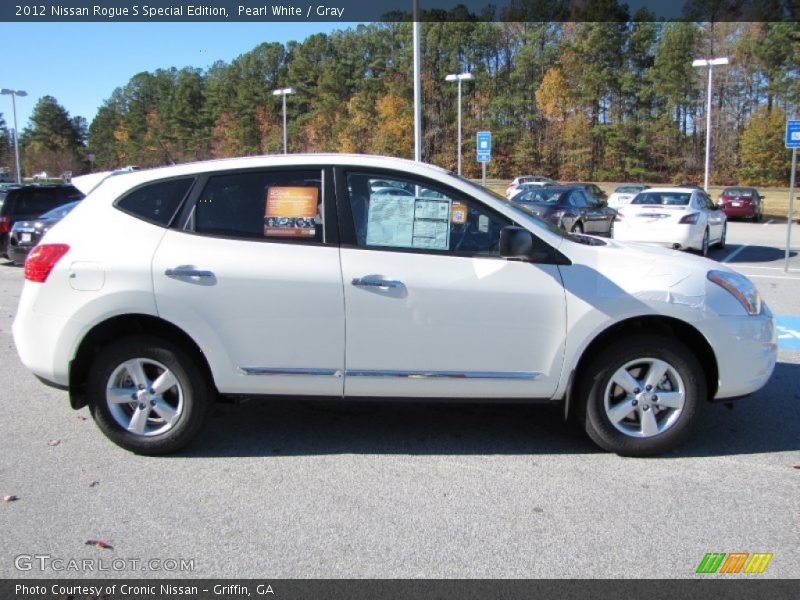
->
707;270;761;315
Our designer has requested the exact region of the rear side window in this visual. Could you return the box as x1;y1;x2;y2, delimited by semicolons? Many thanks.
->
192;170;323;242
115;178;194;226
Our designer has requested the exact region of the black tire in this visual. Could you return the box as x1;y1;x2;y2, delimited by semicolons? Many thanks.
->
87;335;212;455
714;224;727;250
700;228;709;257
571;221;584;234
577;335;705;456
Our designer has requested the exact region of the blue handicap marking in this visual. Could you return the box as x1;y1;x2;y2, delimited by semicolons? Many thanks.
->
775;315;800;350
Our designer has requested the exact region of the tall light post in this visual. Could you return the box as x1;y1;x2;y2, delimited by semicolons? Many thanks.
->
692;57;729;192
445;72;473;176
412;0;421;162
1;88;27;184
272;87;295;154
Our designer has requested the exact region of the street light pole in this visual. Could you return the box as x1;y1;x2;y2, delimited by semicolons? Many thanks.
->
692;57;729;192
1;88;28;185
413;0;421;162
272;87;295;154
445;72;473;176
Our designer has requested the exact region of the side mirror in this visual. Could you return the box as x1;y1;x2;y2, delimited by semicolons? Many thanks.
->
500;226;533;258
759;195;765;200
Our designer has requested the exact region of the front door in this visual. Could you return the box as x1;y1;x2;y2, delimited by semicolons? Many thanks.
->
337;170;567;399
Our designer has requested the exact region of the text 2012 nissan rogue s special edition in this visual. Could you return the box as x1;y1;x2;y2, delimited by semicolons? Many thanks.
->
12;155;776;456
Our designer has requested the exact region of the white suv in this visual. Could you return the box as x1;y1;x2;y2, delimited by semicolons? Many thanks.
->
12;155;776;456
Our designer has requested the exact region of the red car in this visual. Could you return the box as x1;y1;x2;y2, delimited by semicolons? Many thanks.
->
717;187;764;221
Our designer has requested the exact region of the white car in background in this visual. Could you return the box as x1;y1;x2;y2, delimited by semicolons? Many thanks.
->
505;176;555;198
608;184;649;208
12;156;772;457
613;187;727;256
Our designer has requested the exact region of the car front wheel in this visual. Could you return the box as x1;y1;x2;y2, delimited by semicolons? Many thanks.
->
87;335;212;455
578;335;705;456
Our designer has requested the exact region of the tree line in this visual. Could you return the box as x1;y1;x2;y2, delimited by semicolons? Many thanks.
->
4;15;799;186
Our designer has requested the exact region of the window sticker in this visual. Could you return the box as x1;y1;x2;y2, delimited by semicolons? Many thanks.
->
412;198;451;250
264;186;318;238
366;194;415;247
478;214;490;233
451;200;467;225
365;194;451;251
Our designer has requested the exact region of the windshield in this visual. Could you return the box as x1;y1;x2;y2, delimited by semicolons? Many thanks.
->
722;188;753;197
632;192;691;206
616;185;644;193
40;200;80;220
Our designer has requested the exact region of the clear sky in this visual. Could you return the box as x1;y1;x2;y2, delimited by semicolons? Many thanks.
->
0;22;353;132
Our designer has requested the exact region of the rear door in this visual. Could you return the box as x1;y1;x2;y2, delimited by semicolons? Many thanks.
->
152;167;345;397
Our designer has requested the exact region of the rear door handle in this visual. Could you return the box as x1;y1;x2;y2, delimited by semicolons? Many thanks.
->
165;267;215;278
351;276;404;289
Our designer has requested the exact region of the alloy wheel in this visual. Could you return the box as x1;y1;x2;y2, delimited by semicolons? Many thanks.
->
106;358;185;436
603;358;686;438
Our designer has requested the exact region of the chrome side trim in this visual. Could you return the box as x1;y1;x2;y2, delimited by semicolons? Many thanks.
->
345;370;541;380
239;367;342;377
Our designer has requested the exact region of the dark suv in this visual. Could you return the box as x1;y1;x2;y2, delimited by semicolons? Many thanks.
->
0;185;84;258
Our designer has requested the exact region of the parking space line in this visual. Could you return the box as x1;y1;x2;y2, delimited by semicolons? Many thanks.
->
732;265;800;272
722;245;749;263
745;274;800;281
763;219;774;226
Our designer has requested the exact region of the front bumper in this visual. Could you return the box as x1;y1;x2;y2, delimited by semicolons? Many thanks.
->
700;312;776;399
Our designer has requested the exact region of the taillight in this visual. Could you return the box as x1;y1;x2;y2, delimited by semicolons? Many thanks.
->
0;215;10;233
24;243;70;283
679;213;700;224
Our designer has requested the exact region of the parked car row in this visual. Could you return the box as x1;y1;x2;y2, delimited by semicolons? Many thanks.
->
0;184;84;261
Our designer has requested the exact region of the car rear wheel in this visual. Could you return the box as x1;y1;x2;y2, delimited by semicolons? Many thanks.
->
87;335;212;455
700;228;709;256
577;335;705;456
714;224;727;249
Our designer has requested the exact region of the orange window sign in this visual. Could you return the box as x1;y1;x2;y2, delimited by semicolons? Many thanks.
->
264;186;319;237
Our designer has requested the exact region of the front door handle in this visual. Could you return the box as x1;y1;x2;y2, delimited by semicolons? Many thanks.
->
165;267;215;278
351;276;404;289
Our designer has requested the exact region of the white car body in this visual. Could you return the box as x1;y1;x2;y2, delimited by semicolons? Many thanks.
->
607;185;649;208
613;187;727;253
505;176;554;198
12;156;774;455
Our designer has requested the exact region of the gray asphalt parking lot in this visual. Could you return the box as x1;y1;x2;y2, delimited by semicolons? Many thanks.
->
0;220;798;579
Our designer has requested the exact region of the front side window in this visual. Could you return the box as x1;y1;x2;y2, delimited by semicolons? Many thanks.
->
346;173;509;256
193;170;323;242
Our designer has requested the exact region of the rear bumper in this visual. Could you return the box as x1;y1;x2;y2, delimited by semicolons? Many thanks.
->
721;205;756;218
7;242;32;264
613;223;703;250
12;286;84;387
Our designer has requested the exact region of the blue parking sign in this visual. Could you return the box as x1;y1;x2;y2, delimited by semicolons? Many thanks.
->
477;131;491;162
786;120;800;148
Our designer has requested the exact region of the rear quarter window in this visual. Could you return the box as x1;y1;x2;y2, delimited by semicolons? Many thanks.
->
114;178;195;226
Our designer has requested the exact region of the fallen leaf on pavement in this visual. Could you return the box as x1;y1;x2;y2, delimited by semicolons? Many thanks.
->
47;439;61;447
85;540;113;550
3;495;19;502
89;480;100;487
790;463;800;470
77;416;87;421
